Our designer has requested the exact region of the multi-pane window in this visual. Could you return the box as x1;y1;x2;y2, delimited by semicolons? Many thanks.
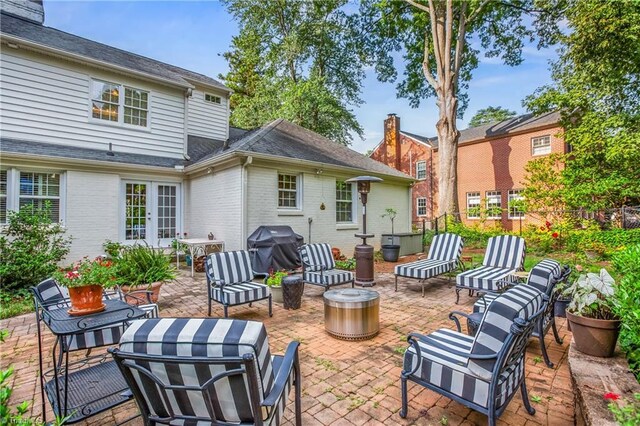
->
508;190;525;219
91;80;149;127
416;161;427;180
278;173;299;209
416;197;427;216
486;191;502;219
18;171;61;222
157;185;177;239
466;192;480;219
0;170;7;224
125;183;147;241
336;181;354;223
204;93;221;104
531;135;551;156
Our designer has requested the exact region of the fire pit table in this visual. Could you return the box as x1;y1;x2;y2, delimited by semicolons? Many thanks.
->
323;288;380;340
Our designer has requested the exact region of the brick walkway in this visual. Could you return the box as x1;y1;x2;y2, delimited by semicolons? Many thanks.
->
1;270;575;425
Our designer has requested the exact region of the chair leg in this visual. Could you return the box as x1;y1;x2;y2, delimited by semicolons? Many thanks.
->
395;275;398;291
351;280;354;288
520;379;536;415
421;282;425;298
399;376;408;418
538;321;554;368
268;295;273;317
208;297;212;317
294;362;302;426
223;305;228;318
551;317;563;344
455;287;461;304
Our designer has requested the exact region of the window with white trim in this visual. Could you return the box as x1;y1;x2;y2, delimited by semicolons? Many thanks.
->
508;190;525;219
416;197;427;216
486;191;502;219
416;161;427;180
466;192;480;219
336;181;355;223
278;173;300;209
91;79;149;128
204;93;221;104
531;135;551;156
1;169;65;224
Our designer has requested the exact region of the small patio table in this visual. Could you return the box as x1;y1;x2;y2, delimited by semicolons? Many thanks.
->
176;238;225;277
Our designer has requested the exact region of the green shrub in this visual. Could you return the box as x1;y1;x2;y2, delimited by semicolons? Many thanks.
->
335;258;356;270
0;204;71;292
115;244;176;286
612;244;640;381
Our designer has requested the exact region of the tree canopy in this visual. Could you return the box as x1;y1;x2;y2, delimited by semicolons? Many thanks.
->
220;0;364;145
526;0;640;210
468;106;517;127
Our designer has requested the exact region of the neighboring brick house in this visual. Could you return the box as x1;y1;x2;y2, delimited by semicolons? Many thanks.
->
370;112;566;230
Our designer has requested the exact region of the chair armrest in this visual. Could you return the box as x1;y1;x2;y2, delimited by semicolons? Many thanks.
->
448;310;476;333
262;341;300;407
253;272;269;280
304;263;328;272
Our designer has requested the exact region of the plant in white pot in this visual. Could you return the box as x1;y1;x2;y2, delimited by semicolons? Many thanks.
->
563;268;620;357
381;207;400;262
265;270;288;304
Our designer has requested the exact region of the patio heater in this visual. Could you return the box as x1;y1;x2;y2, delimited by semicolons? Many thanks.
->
346;176;383;287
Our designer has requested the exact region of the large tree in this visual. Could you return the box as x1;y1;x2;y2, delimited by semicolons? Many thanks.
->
221;0;364;145
469;106;517;127
359;0;561;215
526;0;640;210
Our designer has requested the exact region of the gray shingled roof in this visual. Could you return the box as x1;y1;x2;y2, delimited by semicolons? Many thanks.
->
401;131;437;146
0;12;230;91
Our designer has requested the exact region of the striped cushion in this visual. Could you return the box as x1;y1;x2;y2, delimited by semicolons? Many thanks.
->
300;243;336;271
483;236;526;270
304;269;353;286
527;259;561;294
119;318;275;423
395;259;454;280
212;282;270;306
206;250;254;286
456;266;516;292
468;285;544;380
427;233;464;262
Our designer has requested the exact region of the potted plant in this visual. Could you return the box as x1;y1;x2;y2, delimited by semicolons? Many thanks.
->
563;268;620;357
53;257;118;315
115;244;176;304
381;207;400;262
265;270;288;304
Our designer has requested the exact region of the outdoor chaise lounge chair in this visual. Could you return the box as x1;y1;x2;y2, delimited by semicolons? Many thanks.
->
110;317;301;426
455;235;526;303
299;243;354;291
394;232;464;296
400;284;545;426
205;250;272;318
451;259;571;367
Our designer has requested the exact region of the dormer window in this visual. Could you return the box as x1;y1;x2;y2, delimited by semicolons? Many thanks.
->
91;79;149;128
204;93;221;104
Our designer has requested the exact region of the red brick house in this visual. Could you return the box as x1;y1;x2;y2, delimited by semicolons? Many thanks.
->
370;112;566;230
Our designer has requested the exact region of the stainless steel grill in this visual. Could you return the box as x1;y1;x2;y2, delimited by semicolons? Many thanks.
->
323;289;380;340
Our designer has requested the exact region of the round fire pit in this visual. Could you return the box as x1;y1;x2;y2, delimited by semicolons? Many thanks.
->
323;289;380;340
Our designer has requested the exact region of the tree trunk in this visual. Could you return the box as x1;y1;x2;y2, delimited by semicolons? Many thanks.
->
436;91;460;216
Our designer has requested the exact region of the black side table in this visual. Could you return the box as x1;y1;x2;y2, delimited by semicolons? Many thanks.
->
282;275;304;309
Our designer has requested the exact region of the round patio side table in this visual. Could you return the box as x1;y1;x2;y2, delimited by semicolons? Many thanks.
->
282;275;304;309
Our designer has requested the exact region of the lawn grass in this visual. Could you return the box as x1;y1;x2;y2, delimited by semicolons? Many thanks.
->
0;291;34;320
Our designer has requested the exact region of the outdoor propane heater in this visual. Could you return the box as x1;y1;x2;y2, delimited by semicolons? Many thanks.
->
345;175;383;287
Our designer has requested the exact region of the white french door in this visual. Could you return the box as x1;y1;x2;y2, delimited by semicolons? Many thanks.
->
122;181;181;247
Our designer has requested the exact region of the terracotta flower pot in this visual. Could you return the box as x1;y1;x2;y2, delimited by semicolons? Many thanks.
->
121;281;163;305
566;311;620;357
68;284;105;316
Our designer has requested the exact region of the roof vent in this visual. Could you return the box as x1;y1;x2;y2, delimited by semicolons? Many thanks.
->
1;0;44;24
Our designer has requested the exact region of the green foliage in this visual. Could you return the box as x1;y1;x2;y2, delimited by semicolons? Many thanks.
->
381;207;398;235
266;270;288;287
115;245;176;287
0;289;33;320
468;106;517;127
0;203;71;292
53;257;118;289
612;245;640;380
102;240;125;259
563;269;616;319
521;154;567;221
608;394;640;426
221;0;364;145
335;258;356;271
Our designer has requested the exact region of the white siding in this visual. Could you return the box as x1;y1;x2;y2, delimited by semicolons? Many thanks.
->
245;165;411;256
185;166;243;250
0;50;186;158
187;89;228;140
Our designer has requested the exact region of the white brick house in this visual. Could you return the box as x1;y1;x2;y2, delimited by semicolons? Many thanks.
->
0;0;414;261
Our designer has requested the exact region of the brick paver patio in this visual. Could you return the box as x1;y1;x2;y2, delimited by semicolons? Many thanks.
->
1;269;575;425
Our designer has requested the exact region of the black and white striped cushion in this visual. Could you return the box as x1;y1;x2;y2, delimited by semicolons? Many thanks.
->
482;235;526;270
456;266;516;292
304;269;353;286
206;250;254;286
427;233;464;262
468;285;543;380
119;318;275;424
300;243;336;271
211;281;271;305
395;259;453;280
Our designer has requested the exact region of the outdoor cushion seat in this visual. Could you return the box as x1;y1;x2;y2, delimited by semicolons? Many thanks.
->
401;285;545;426
394;233;464;296
299;243;354;290
455;235;526;303
205;250;272;318
109;317;301;426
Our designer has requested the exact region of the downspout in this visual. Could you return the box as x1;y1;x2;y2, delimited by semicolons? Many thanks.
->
183;88;193;160
240;155;253;248
429;149;434;221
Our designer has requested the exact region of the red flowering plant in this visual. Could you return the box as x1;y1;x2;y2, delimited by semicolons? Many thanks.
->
605;392;640;425
53;257;118;289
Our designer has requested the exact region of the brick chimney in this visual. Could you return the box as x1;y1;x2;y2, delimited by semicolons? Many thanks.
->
383;113;402;171
1;0;44;24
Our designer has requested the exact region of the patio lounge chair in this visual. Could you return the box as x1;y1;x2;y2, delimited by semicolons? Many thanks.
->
400;285;545;426
455;235;526;303
205;250;272;318
451;259;571;367
109;317;301;426
394;233;464;296
299;243;354;291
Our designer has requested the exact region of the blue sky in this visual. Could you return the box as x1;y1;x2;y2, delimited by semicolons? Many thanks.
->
44;1;557;154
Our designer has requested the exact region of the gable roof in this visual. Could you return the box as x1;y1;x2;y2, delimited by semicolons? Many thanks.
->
0;12;230;92
400;131;438;147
